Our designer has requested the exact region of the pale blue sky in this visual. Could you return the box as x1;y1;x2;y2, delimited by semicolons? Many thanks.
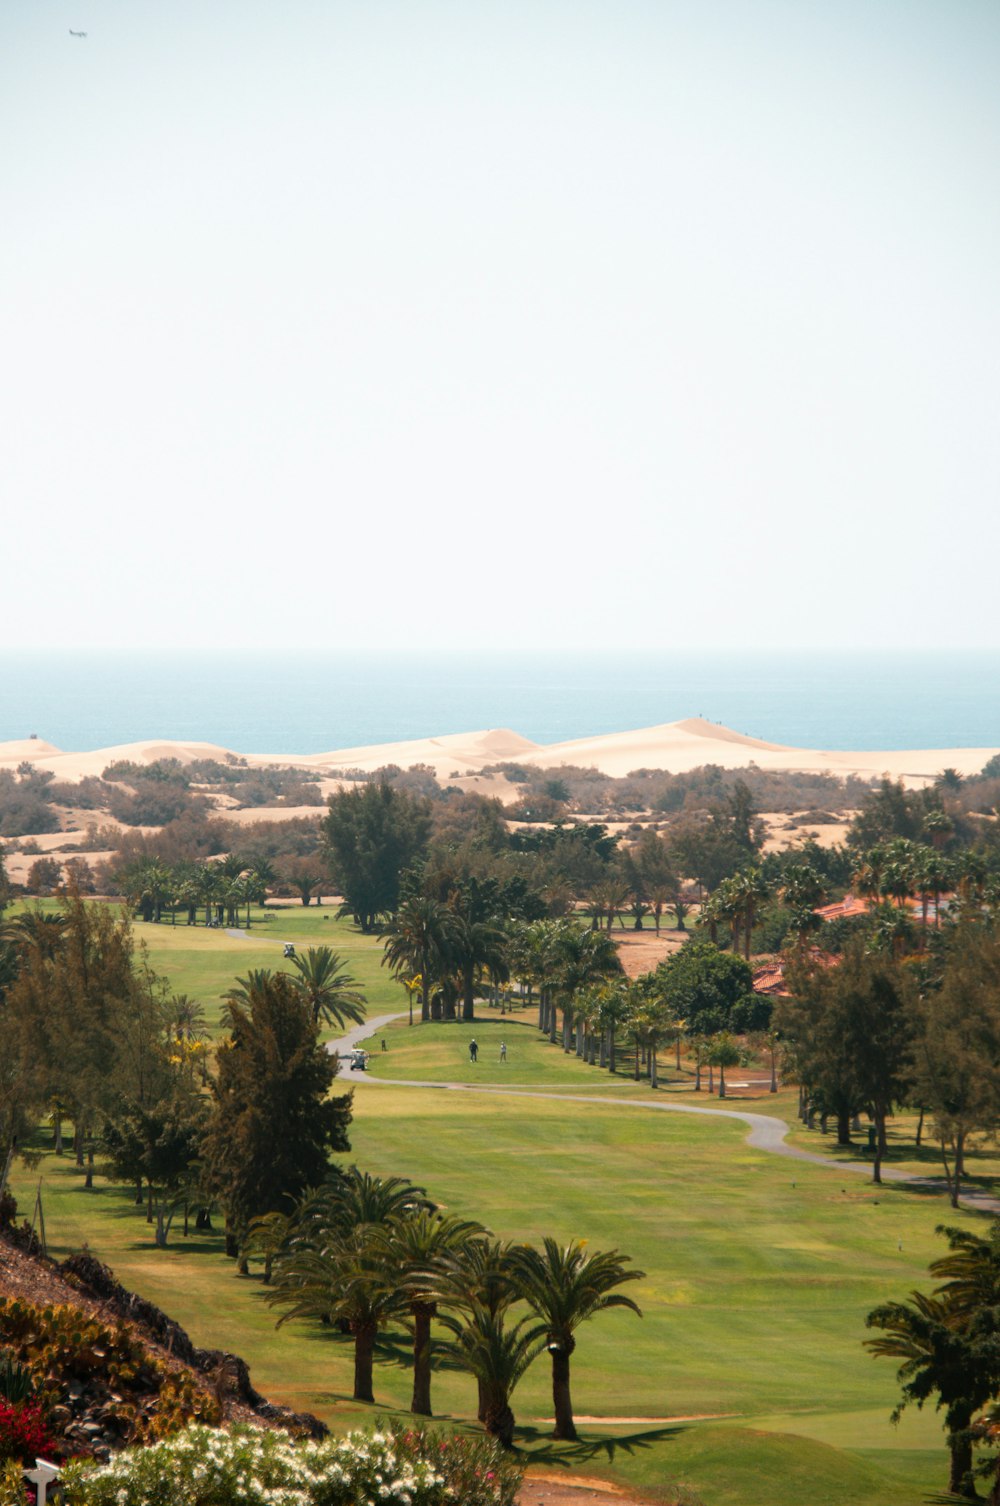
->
3;1;998;651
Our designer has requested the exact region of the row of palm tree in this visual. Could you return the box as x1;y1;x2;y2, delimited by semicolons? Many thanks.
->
253;1168;643;1447
382;895;509;1023
851;838;1000;931
117;853;280;927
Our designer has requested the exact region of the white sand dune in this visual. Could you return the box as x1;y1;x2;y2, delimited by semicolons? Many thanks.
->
0;718;995;790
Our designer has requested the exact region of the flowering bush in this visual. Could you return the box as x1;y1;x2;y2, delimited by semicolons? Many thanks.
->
60;1421;522;1506
0;1400;56;1466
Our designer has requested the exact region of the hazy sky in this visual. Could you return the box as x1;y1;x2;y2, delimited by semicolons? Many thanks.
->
3;1;998;652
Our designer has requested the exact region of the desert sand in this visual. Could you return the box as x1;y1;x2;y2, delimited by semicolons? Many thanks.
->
1;716;996;789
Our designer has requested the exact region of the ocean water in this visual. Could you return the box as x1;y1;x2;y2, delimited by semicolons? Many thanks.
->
0;651;998;756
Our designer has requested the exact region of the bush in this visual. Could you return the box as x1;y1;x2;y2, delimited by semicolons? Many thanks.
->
61;1422;522;1506
0;1399;55;1465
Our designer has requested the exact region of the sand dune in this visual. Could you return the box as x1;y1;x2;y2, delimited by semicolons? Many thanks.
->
0;719;996;790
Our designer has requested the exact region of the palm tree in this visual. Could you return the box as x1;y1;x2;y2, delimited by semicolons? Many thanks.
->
729;867;769;961
0;907;68;957
196;864;219;927
375;1209;485;1415
866;1289;988;1499
550;926;622;1051
596;979;631;1072
708;1032;741;1099
779;862;826;912
311;1167;432;1233
382;898;457;1023
270;1225;408;1402
511;1238;644;1441
288;946;367;1031
441;1301;545;1447
267;1169;431;1403
222;968;276;1018
450;914;509;1022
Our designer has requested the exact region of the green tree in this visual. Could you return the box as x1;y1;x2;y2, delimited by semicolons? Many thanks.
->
708;1032;742;1099
550;925;623;1051
270;1224;407;1402
322;781;431;932
781;943;914;1178
912;921;1000;1206
287;946;367;1031
653;941;763;1037
202;972;352;1257
441;1302;544;1448
375;1209;486;1416
267;1169;429;1402
511;1239;644;1440
382;896;458;1023
866;1220;1000;1499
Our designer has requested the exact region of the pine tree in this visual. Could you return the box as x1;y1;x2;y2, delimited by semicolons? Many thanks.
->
202;971;352;1258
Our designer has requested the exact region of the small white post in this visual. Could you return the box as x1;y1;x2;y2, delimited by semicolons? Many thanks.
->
25;1458;60;1506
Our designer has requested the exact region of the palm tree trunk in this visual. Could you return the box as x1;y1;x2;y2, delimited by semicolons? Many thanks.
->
948;1406;976;1499
609;1027;616;1073
411;1306;433;1416
484;1389;515;1449
353;1322;377;1403
550;1349;577;1441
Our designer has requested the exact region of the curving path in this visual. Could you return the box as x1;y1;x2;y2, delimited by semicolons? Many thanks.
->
327;1016;1000;1216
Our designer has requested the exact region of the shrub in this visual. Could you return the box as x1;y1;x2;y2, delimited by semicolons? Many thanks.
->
0;1300;220;1443
61;1422;522;1506
0;1400;55;1465
0;1459;28;1506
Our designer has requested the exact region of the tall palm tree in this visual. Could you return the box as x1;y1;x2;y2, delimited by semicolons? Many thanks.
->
550;926;622;1052
382;898;457;1023
450;914;509;1022
511;1238;644;1441
288;946;367;1031
375;1209;485;1415
267;1169;431;1403
729;867;769;961
866;1290;987;1500
269;1225;408;1403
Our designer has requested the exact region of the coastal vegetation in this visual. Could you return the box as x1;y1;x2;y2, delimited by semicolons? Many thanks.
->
5;751;1000;1502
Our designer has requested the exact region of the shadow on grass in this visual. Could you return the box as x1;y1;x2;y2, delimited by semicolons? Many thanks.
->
513;1423;686;1464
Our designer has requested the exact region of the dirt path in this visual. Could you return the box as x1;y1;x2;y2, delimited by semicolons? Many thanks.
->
518;1471;650;1506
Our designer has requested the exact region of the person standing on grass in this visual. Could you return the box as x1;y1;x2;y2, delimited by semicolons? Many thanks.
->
500;1041;507;1062
469;1038;478;1062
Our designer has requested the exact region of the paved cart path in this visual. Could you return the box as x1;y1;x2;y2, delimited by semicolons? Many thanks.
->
328;1016;1000;1216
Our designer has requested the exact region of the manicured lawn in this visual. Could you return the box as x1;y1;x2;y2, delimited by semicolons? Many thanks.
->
9;1073;976;1506
5;901;989;1505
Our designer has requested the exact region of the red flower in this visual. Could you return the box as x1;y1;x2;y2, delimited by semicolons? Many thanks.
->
0;1400;57;1465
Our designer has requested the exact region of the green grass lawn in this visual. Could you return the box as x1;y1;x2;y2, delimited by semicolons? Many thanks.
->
5;903;989;1505
126;903;406;1033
